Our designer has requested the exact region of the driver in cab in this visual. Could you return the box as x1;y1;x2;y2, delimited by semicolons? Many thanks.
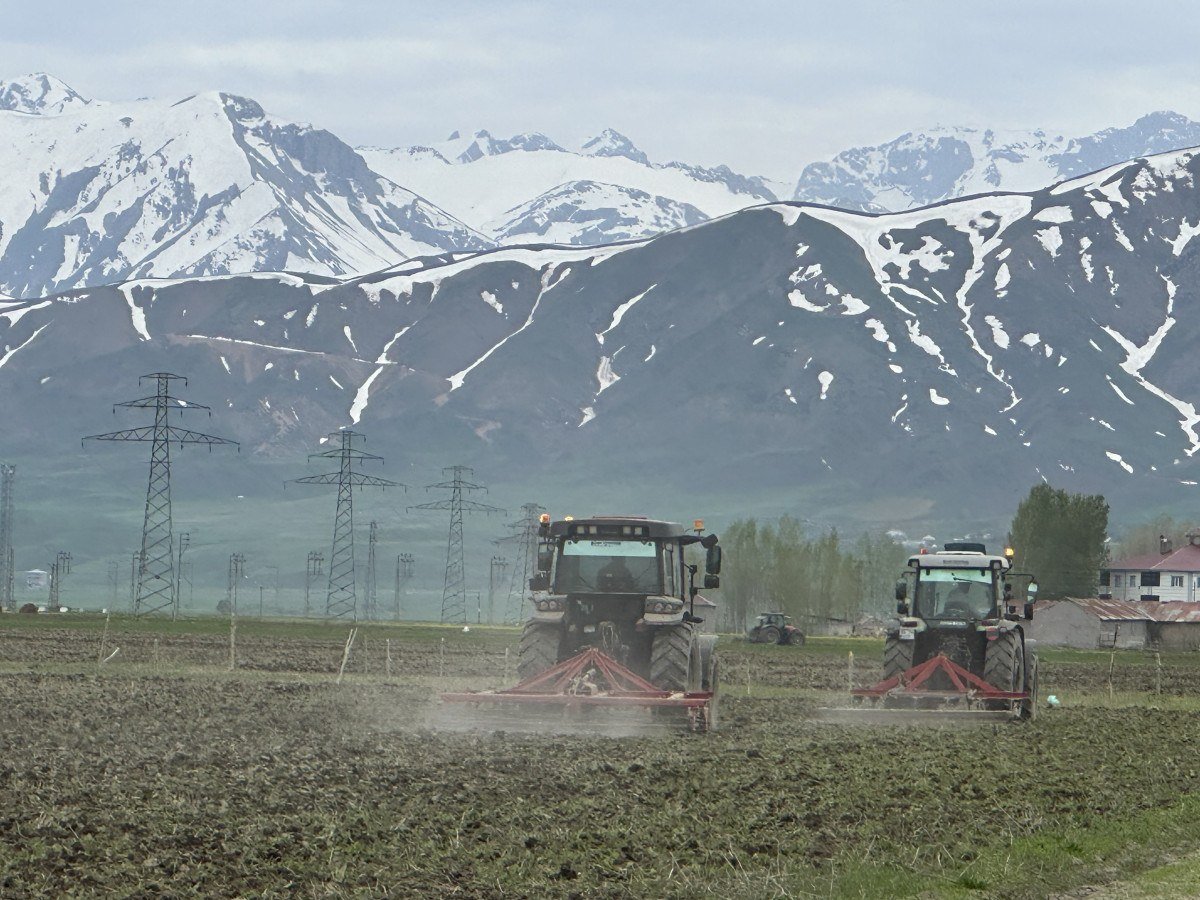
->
941;580;990;619
597;557;636;592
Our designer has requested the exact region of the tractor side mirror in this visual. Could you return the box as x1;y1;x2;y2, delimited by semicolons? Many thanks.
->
703;574;720;590
536;544;554;574
1024;602;1034;621
529;573;550;591
705;544;722;575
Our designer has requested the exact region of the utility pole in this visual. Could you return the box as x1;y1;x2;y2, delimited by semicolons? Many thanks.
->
394;553;413;620
305;551;324;617
174;532;190;620
365;521;379;621
227;553;245;615
488;556;508;625
48;551;71;610
411;466;504;624
497;502;545;625
0;464;14;611
84;373;237;616
290;431;402;621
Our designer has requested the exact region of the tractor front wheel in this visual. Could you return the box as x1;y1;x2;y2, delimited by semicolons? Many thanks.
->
650;622;696;691
984;631;1026;714
883;636;914;680
516;621;563;682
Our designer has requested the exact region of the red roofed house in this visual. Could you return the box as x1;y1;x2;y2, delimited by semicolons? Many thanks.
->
1101;531;1200;603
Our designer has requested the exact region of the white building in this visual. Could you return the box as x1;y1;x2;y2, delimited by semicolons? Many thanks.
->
1102;532;1200;602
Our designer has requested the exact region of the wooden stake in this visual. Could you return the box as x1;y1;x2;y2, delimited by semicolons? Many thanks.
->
337;627;357;684
439;637;445;680
1108;648;1116;703
152;637;160;669
385;638;392;678
503;646;510;685
848;651;855;695
97;611;111;667
1156;650;1163;696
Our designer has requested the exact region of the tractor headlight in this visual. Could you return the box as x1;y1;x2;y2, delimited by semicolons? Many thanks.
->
536;600;548;611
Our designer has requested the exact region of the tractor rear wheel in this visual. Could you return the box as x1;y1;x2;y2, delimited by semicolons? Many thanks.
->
650;622;696;691
516;621;562;682
983;631;1023;693
760;625;780;644
882;636;914;679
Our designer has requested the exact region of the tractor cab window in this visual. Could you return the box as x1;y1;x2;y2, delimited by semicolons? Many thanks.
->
555;539;661;594
914;569;994;620
662;542;677;597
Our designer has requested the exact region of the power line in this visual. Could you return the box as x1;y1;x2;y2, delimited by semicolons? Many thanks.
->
411;465;504;624
290;431;403;621
84;373;237;616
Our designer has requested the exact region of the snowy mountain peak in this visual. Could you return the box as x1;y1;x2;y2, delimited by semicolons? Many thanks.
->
580;128;651;166
446;129;566;163
0;73;90;116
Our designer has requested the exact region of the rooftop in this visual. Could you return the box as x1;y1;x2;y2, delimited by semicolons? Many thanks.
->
1042;597;1200;623
1107;542;1200;573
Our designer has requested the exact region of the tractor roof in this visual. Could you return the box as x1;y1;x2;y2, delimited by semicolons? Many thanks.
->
909;551;1011;570
548;516;694;540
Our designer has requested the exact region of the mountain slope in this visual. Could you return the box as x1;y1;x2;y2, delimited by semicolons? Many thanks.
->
360;128;780;243
6;145;1200;540
793;112;1200;212
0;76;489;299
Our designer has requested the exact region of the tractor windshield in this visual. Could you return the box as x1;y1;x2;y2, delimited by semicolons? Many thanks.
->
914;569;994;620
554;539;661;594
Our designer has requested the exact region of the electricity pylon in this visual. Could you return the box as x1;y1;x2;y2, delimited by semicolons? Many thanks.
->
365;521;379;620
412;466;504;624
393;553;413;619
85;373;237;616
290;431;402;621
48;551;71;609
0;464;14;611
305;551;324;617
496;502;545;624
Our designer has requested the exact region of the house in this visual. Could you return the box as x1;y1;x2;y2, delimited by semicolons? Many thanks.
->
1031;597;1200;650
1101;532;1200;602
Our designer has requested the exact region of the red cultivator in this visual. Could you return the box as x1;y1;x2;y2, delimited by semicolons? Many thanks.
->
439;646;719;733
818;654;1033;724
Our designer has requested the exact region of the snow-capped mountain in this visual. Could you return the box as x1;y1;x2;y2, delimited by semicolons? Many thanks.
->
7;145;1200;535
0;74;489;299
489;181;706;245
0;72;90;115
794;112;1200;212
360;128;782;243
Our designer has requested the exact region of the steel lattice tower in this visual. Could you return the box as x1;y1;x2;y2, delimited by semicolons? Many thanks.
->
48;551;71;609
412;466;504;624
0;464;13;611
496;502;545;624
393;553;413;619
291;431;402;621
85;374;237;616
365;521;379;621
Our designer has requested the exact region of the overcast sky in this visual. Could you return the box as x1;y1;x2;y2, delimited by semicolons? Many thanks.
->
6;1;1200;181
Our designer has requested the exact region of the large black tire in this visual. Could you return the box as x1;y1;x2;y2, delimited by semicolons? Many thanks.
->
516;621;562;682
1021;655;1039;720
649;622;696;691
760;626;780;644
883;636;914;680
983;631;1024;694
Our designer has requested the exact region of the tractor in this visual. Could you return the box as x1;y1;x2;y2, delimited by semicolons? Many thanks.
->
746;612;806;645
881;541;1040;718
518;515;722;694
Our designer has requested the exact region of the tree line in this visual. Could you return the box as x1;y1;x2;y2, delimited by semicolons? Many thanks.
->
717;517;908;632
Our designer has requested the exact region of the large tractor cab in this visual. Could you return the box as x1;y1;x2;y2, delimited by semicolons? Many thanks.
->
882;541;1040;717
519;515;722;693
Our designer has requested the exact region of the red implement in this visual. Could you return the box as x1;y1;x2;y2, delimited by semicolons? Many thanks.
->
439;646;718;731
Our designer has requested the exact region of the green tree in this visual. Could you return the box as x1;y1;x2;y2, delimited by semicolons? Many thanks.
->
1009;484;1109;599
1111;514;1181;559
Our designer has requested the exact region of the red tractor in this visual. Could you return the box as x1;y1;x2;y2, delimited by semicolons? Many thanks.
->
746;612;806;646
